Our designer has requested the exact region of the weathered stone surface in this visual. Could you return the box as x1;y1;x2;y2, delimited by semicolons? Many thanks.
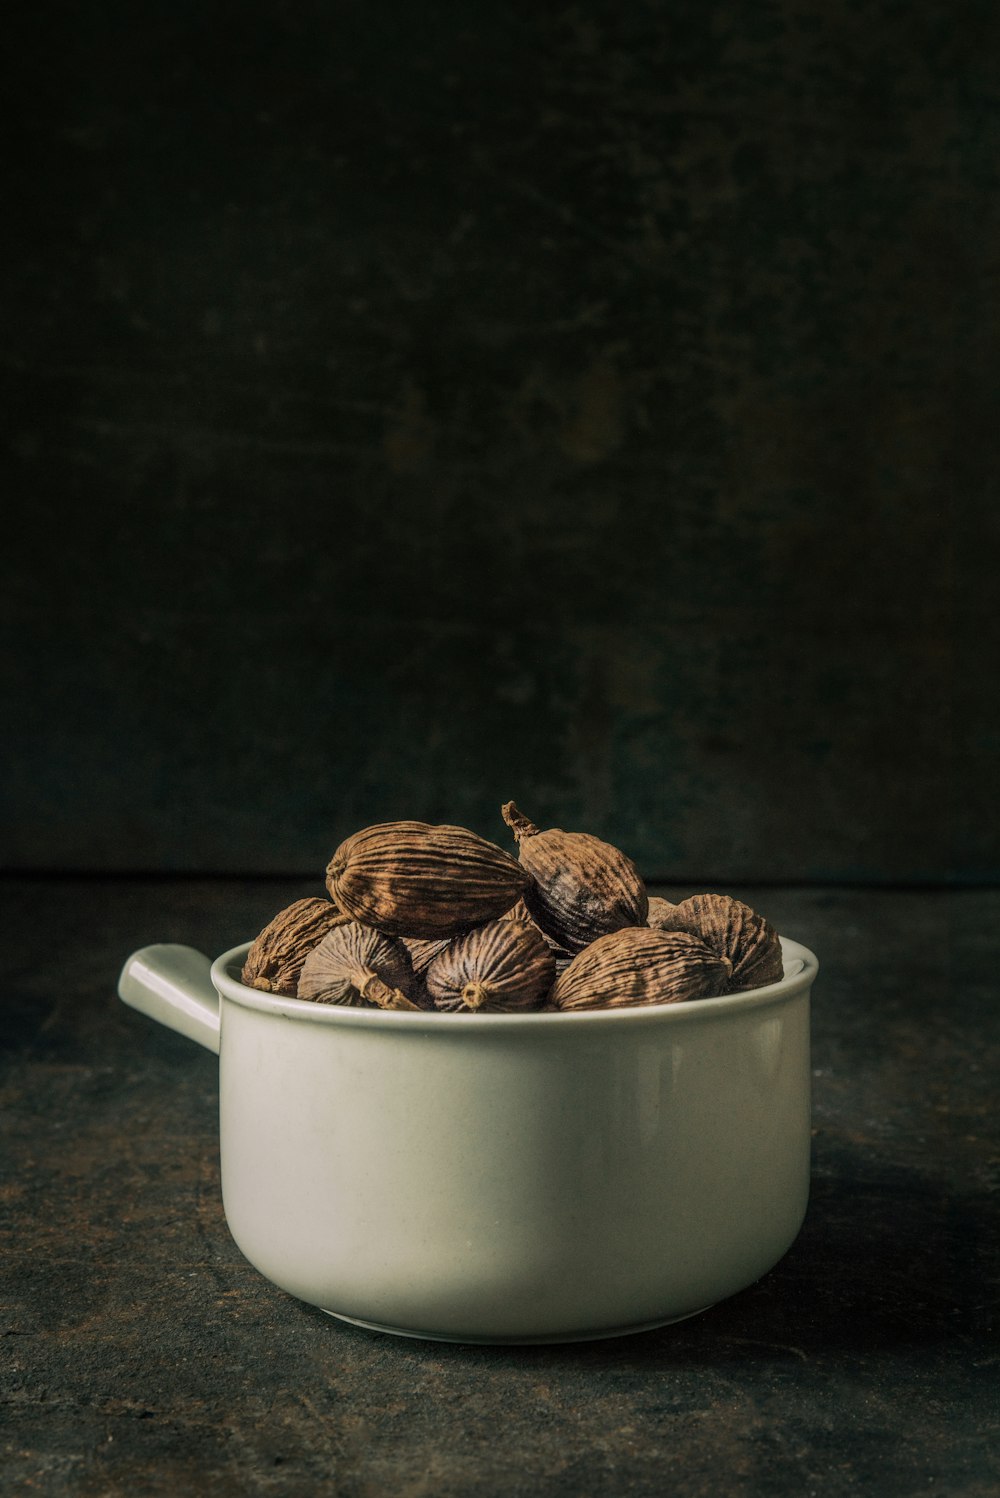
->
1;878;997;1494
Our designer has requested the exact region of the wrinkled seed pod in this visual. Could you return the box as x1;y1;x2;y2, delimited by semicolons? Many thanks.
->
503;896;571;957
501;801;648;954
425;918;556;1012
666;893;784;993
297;921;424;1010
401;936;453;981
242;897;351;996
550;927;731;1011
646;896;687;933
327;820;529;938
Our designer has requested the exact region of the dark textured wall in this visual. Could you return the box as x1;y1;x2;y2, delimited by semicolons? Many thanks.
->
3;3;997;880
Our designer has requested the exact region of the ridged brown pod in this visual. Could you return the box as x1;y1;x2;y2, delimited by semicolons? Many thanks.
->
326;821;529;938
297;921;424;1010
242;897;351;996
425;918;556;1012
503;897;571;958
646;895;685;932
501;802;649;954
660;894;784;993
550;927;731;1011
401;936;452;982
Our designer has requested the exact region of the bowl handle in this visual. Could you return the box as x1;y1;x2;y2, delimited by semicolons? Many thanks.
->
118;944;221;1055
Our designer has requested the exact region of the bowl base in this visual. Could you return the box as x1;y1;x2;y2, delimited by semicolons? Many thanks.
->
320;1304;712;1345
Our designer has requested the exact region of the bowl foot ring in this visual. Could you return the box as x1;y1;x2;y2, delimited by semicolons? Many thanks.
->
320;1305;713;1344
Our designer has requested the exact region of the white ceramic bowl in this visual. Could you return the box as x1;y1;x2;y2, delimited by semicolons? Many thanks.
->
119;935;817;1344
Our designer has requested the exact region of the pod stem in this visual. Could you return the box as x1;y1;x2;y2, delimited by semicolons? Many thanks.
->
358;971;422;1011
461;982;491;1011
501;801;539;842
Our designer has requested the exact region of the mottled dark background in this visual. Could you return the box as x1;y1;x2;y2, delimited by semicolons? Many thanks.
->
4;12;1000;1491
3;1;998;882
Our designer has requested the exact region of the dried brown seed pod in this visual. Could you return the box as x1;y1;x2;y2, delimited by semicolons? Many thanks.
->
503;897;571;958
503;896;534;924
241;897;351;996
646;896;686;932
425;918;556;1012
326;821;529;939
662;894;784;993
550;927;732;1011
501;801;648;954
401;936;453;981
297;921;424;1010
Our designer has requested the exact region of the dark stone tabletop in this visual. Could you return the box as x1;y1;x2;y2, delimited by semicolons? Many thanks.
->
2;878;997;1496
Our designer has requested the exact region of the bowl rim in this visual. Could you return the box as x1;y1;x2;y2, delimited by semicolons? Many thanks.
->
211;935;818;1032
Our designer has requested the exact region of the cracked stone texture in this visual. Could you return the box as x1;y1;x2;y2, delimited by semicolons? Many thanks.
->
1;879;997;1495
2;2;998;881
